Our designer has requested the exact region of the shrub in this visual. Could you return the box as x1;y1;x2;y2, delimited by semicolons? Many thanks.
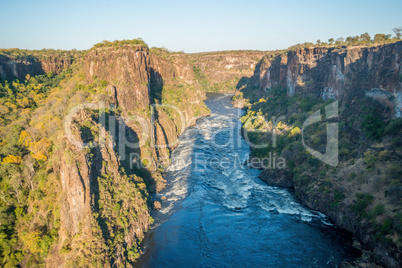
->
371;203;385;217
331;191;345;209
375;219;393;241
363;151;377;168
384;118;402;135
352;193;373;217
362;111;386;140
378;150;391;161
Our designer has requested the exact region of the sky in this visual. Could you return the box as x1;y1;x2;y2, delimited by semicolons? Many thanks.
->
0;0;401;53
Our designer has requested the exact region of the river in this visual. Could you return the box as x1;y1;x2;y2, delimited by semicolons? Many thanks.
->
136;93;357;267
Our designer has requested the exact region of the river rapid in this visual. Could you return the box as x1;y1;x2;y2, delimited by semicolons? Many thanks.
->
136;93;357;267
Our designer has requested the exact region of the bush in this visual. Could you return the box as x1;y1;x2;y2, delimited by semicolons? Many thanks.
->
352;193;373;217
331;191;345;209
371;203;385;217
384;118;402;135
362;112;386;140
363;151;377;169
378;150;392;161
375;218;393;241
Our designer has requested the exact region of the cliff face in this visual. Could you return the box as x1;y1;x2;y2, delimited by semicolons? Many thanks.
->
252;42;402;117
47;45;211;266
4;40;400;267
0;52;74;79
51;110;151;266
83;46;209;177
241;42;402;268
189;51;267;91
85;46;151;112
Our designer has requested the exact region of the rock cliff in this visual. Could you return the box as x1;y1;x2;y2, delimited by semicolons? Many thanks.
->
0;50;74;79
189;50;267;92
2;39;400;267
240;41;402;268
251;41;402;117
48;44;212;266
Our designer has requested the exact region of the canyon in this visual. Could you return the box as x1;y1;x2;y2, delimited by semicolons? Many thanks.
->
0;40;401;267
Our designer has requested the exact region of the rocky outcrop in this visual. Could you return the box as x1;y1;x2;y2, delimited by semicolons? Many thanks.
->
84;45;209;174
49;45;212;266
51;110;151;266
243;41;402;268
251;42;402;117
0;52;73;79
85;46;151;112
189;50;267;91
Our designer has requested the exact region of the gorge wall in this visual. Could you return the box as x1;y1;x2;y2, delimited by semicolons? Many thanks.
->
2;40;400;267
0;51;74;80
188;50;267;91
239;42;402;267
250;41;402;117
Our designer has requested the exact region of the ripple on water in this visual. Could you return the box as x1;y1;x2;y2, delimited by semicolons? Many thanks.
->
136;93;357;267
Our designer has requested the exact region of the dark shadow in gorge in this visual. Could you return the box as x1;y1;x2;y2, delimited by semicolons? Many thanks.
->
149;68;163;104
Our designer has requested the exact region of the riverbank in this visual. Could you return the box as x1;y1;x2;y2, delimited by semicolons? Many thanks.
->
235;81;402;267
136;93;359;267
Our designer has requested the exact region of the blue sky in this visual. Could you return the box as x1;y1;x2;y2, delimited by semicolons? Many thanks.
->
0;0;401;52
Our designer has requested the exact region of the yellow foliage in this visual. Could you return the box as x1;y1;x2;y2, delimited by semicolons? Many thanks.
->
17;97;30;107
29;138;52;161
5;102;17;110
20;230;41;254
19;131;32;147
32;152;48;162
2;155;22;164
33;93;45;103
20;132;52;161
258;98;266;103
20;108;31;117
290;127;301;136
276;121;286;130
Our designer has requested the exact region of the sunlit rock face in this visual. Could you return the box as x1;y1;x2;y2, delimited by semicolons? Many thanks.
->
253;41;402;117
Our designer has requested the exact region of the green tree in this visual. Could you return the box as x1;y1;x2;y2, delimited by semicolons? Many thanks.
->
393;27;402;39
374;33;389;43
335;37;344;45
360;32;371;44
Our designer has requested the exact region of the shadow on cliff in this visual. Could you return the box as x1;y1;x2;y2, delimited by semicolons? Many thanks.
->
98;111;153;180
0;54;46;80
87;111;154;250
149;68;163;104
236;76;251;90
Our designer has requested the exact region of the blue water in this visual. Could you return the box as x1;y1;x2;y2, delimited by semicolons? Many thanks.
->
136;93;357;267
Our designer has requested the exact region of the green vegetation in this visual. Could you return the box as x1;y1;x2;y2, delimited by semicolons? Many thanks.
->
0;71;72;266
352;193;373;217
288;29;402;50
0;55;126;266
92;39;148;49
0;48;78;61
239;71;402;251
361;108;387;140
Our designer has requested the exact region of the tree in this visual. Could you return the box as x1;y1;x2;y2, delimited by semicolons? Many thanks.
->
328;38;334;45
374;33;388;43
335;37;344;45
393;27;402;39
360;33;371;44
